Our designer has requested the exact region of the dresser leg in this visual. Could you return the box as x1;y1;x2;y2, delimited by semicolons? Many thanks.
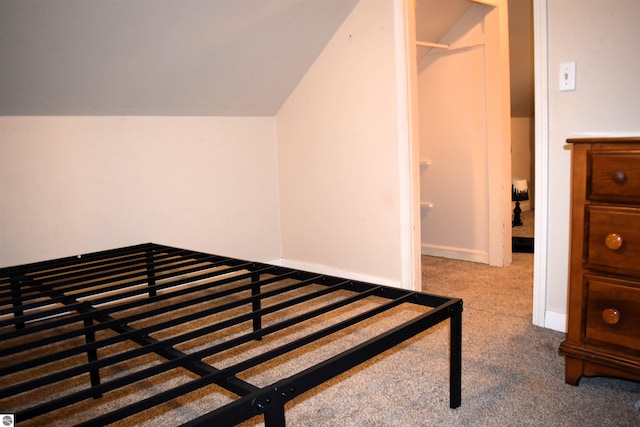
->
563;356;583;385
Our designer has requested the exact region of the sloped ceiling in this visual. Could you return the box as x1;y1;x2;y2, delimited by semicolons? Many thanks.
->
1;0;532;118
0;0;358;116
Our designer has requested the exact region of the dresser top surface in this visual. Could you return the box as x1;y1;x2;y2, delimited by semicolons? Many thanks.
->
567;136;640;145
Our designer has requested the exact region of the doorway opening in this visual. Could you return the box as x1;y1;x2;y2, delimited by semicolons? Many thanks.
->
509;0;535;254
414;0;515;267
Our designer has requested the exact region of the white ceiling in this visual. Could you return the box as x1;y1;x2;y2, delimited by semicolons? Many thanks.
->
0;0;358;116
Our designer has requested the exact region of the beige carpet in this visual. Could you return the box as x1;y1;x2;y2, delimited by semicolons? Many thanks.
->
257;253;640;426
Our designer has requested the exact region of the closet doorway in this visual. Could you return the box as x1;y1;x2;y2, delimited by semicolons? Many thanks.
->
415;0;512;267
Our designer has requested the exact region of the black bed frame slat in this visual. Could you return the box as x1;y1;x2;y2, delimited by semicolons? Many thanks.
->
0;245;235;306
0;252;239;311
0;274;351;387
0;258;269;331
0;244;153;278
1;274;361;403
0;243;462;426
0;267;302;357
0;260;272;333
26;285;406;426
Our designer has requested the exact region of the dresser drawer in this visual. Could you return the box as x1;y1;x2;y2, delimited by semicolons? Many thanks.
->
585;275;640;351
586;206;640;274
588;151;640;202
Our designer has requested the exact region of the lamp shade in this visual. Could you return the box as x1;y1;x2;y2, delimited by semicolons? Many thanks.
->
512;179;529;201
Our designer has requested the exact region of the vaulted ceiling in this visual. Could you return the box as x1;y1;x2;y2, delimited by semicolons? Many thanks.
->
0;0;358;116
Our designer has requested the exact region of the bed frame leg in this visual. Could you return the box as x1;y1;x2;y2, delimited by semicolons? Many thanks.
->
145;247;157;297
263;404;286;427
84;318;103;398
10;275;25;330
251;273;262;339
449;305;462;409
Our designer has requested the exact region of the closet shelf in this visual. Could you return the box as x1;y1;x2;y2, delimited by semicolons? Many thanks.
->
416;41;449;49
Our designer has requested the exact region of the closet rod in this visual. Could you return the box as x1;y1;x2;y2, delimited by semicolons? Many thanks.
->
416;41;449;49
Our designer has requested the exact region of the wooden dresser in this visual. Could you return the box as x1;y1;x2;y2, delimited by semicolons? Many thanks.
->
559;137;640;385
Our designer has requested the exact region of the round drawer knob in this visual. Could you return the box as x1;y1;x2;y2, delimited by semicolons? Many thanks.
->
605;233;623;250
602;308;621;325
612;170;627;184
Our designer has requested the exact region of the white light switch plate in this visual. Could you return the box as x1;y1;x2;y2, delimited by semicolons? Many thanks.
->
559;62;576;91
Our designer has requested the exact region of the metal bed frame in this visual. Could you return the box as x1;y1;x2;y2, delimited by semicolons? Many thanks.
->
0;243;462;426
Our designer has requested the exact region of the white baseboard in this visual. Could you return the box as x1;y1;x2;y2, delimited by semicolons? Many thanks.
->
544;310;566;332
421;244;489;264
267;258;401;289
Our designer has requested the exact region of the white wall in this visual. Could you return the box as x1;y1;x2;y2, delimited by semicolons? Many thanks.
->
0;116;282;267
419;43;489;262
544;0;640;326
0;0;412;290
276;0;403;285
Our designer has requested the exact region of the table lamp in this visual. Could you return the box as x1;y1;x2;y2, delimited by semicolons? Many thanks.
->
512;179;529;227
